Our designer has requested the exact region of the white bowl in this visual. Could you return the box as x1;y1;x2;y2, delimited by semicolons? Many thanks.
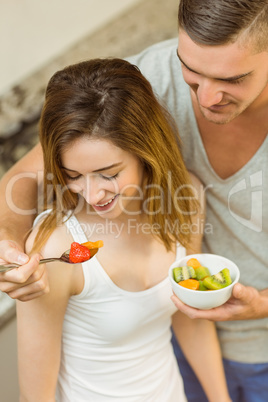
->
169;253;240;310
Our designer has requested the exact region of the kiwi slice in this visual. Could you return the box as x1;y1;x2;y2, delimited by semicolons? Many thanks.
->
173;266;196;283
203;268;232;290
198;280;208;291
195;266;211;281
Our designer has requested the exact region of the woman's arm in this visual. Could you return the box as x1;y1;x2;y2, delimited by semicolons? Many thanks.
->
16;224;75;401
17;267;68;402
172;312;231;402
0;143;50;300
172;173;230;401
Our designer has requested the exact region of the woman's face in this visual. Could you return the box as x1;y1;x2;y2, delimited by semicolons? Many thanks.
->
60;137;144;219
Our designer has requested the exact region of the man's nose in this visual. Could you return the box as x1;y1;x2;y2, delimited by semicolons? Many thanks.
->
196;79;224;108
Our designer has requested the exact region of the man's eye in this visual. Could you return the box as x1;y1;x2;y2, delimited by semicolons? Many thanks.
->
228;77;245;85
101;173;119;181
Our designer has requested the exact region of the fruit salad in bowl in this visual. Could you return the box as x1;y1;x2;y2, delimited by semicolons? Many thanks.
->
169;253;240;309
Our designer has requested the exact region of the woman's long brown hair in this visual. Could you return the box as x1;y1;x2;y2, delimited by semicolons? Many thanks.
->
33;58;197;253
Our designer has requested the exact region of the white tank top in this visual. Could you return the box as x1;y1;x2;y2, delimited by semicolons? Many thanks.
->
55;214;187;402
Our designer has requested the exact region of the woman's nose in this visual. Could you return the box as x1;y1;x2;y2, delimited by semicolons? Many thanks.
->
81;176;105;206
196;79;224;108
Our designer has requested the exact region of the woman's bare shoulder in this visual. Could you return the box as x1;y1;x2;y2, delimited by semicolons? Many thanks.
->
188;172;205;206
26;216;72;258
186;172;206;255
188;172;203;189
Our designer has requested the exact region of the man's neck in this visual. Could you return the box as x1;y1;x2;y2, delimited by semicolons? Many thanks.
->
191;91;268;179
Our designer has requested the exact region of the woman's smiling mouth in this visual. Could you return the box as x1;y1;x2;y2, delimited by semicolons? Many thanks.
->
93;194;119;211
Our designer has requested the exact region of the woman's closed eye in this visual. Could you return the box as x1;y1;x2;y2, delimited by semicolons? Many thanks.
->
100;173;119;181
65;173;82;181
65;172;119;181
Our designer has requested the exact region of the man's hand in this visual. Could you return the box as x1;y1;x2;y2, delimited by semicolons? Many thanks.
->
0;239;30;266
171;283;268;321
0;240;49;301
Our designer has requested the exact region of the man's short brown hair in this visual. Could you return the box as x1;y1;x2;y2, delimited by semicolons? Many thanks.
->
178;0;268;52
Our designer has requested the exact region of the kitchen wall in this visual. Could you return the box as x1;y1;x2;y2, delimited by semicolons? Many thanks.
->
0;0;140;95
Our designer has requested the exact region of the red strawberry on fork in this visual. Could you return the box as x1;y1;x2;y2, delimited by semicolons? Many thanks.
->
69;242;91;263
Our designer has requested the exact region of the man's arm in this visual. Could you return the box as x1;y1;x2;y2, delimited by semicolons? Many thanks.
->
171;173;268;321
171;283;268;320
0;143;49;300
0;143;43;249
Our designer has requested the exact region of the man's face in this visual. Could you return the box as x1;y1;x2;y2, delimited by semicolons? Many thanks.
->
177;29;268;124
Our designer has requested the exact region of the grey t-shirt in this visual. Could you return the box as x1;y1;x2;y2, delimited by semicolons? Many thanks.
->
127;38;268;363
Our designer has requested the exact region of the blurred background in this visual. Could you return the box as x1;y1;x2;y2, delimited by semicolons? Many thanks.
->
0;0;178;399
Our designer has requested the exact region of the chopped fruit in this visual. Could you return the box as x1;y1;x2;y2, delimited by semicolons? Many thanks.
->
179;279;200;290
173;266;196;282
172;265;233;291
186;258;201;269
69;242;91;263
203;268;232;290
195;266;211;281
82;240;104;250
198;280;208;291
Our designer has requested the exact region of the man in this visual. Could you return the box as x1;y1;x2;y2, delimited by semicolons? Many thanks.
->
0;0;267;400
125;2;268;400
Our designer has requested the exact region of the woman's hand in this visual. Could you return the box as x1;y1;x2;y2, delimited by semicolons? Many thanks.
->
0;240;49;301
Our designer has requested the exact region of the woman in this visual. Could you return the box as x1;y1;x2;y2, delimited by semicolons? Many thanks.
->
17;58;230;401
